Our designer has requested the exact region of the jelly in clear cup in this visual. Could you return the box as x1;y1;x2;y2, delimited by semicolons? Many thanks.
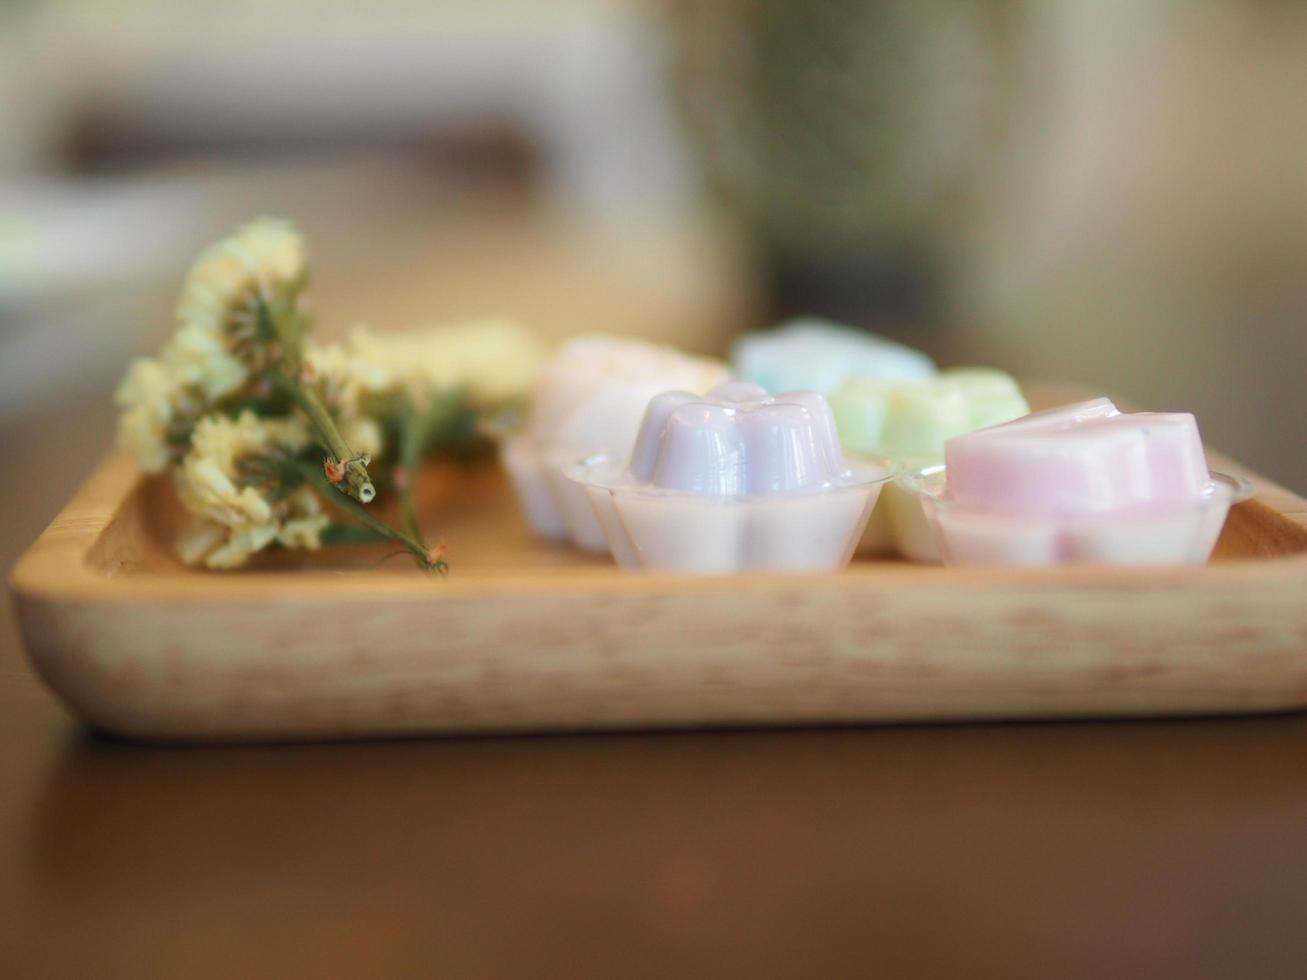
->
829;368;1030;561
567;382;892;573
500;336;728;551
898;397;1254;566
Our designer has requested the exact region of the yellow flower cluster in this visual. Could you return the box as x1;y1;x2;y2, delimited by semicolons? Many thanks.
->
114;357;186;474
175;412;329;570
302;339;393;462
173;216;305;399
299;317;542;463
114;216;545;571
346;317;542;409
114;218;307;473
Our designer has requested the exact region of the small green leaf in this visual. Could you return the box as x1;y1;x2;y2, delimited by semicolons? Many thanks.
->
320;523;392;546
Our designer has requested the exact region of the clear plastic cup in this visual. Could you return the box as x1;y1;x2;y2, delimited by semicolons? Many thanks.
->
899;464;1253;567
568;455;891;573
568;382;895;573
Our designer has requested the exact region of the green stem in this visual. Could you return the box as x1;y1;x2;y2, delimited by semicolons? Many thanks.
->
396;405;431;547
257;294;375;505
298;461;443;574
295;380;352;461
320;523;391;547
261;293;304;375
273;372;376;504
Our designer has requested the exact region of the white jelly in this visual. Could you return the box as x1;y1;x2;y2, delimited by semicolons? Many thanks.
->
569;382;890;573
501;335;729;551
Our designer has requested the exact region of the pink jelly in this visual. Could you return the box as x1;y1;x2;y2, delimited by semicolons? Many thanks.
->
903;399;1250;566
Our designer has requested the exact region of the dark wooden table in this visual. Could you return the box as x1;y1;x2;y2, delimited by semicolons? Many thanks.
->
6;406;1307;980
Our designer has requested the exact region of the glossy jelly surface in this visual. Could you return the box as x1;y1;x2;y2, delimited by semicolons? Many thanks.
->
943;398;1210;517
627;382;850;497
831;368;1029;459
570;383;889;573
901;399;1248;566
828;368;1029;562
732;317;935;395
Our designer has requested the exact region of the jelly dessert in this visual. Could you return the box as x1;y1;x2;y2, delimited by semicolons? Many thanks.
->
828;368;1029;561
732;317;935;395
900;398;1250;566
569;381;890;572
501;335;729;551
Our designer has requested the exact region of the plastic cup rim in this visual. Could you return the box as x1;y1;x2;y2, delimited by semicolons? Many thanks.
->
897;463;1255;511
564;452;897;501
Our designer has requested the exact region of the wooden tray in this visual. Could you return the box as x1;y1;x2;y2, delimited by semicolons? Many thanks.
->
10;388;1307;740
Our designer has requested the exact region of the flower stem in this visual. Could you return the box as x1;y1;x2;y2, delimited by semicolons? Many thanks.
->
395;404;433;546
298;460;444;574
258;293;376;505
272;371;376;504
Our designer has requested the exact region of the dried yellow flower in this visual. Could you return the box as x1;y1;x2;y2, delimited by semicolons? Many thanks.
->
115;219;312;471
114;357;184;473
168;217;307;400
174;411;328;569
347;317;542;408
176;217;306;332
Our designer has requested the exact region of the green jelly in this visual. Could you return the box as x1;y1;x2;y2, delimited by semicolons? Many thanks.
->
830;368;1029;459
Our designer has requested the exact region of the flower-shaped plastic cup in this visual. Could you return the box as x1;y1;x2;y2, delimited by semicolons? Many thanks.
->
501;336;729;551
898;398;1254;566
568;382;892;573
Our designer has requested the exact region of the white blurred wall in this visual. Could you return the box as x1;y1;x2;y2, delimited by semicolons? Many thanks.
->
0;0;703;419
955;0;1307;490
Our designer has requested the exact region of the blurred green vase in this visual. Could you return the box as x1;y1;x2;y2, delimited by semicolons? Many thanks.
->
668;0;1018;324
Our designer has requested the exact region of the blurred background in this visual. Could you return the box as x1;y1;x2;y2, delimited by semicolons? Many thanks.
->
2;0;1305;511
